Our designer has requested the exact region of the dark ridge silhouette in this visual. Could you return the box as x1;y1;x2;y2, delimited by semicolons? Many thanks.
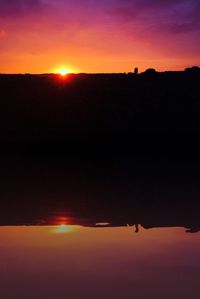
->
0;67;200;154
142;68;157;76
184;66;200;74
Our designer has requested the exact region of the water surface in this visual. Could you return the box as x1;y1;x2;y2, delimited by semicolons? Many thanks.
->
0;225;199;299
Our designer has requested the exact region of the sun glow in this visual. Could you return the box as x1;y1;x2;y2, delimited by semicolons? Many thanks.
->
53;224;71;234
57;68;70;76
51;225;81;234
52;65;79;77
53;65;78;76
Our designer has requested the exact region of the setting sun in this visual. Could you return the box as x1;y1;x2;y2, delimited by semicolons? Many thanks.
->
57;69;70;76
52;65;79;76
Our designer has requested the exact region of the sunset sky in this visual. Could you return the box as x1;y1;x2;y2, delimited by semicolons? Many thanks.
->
0;0;200;73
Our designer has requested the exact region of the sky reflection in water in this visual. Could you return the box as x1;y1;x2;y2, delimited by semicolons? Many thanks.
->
0;226;200;299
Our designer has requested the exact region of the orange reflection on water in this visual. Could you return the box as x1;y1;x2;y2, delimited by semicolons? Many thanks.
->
0;226;200;299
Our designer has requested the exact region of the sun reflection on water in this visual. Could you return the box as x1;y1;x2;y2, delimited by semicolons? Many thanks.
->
51;225;82;234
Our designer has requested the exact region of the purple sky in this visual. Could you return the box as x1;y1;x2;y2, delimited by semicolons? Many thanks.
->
0;0;199;73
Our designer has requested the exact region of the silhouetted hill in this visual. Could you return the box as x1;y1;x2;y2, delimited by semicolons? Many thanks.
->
0;68;200;153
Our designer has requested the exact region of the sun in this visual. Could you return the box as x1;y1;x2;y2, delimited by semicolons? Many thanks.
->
52;65;79;77
57;68;70;77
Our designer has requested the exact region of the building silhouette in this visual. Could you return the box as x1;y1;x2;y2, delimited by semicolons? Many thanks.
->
134;67;138;75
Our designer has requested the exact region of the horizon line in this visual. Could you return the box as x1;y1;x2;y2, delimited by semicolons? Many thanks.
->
0;65;199;76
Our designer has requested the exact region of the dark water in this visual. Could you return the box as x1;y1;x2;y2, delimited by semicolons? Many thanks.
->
1;155;200;226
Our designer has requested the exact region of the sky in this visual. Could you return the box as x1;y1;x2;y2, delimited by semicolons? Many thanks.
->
0;0;200;73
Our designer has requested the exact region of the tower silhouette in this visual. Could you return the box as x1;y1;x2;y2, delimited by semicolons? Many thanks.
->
134;67;138;75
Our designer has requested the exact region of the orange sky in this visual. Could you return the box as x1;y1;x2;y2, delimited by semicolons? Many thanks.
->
0;0;200;73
